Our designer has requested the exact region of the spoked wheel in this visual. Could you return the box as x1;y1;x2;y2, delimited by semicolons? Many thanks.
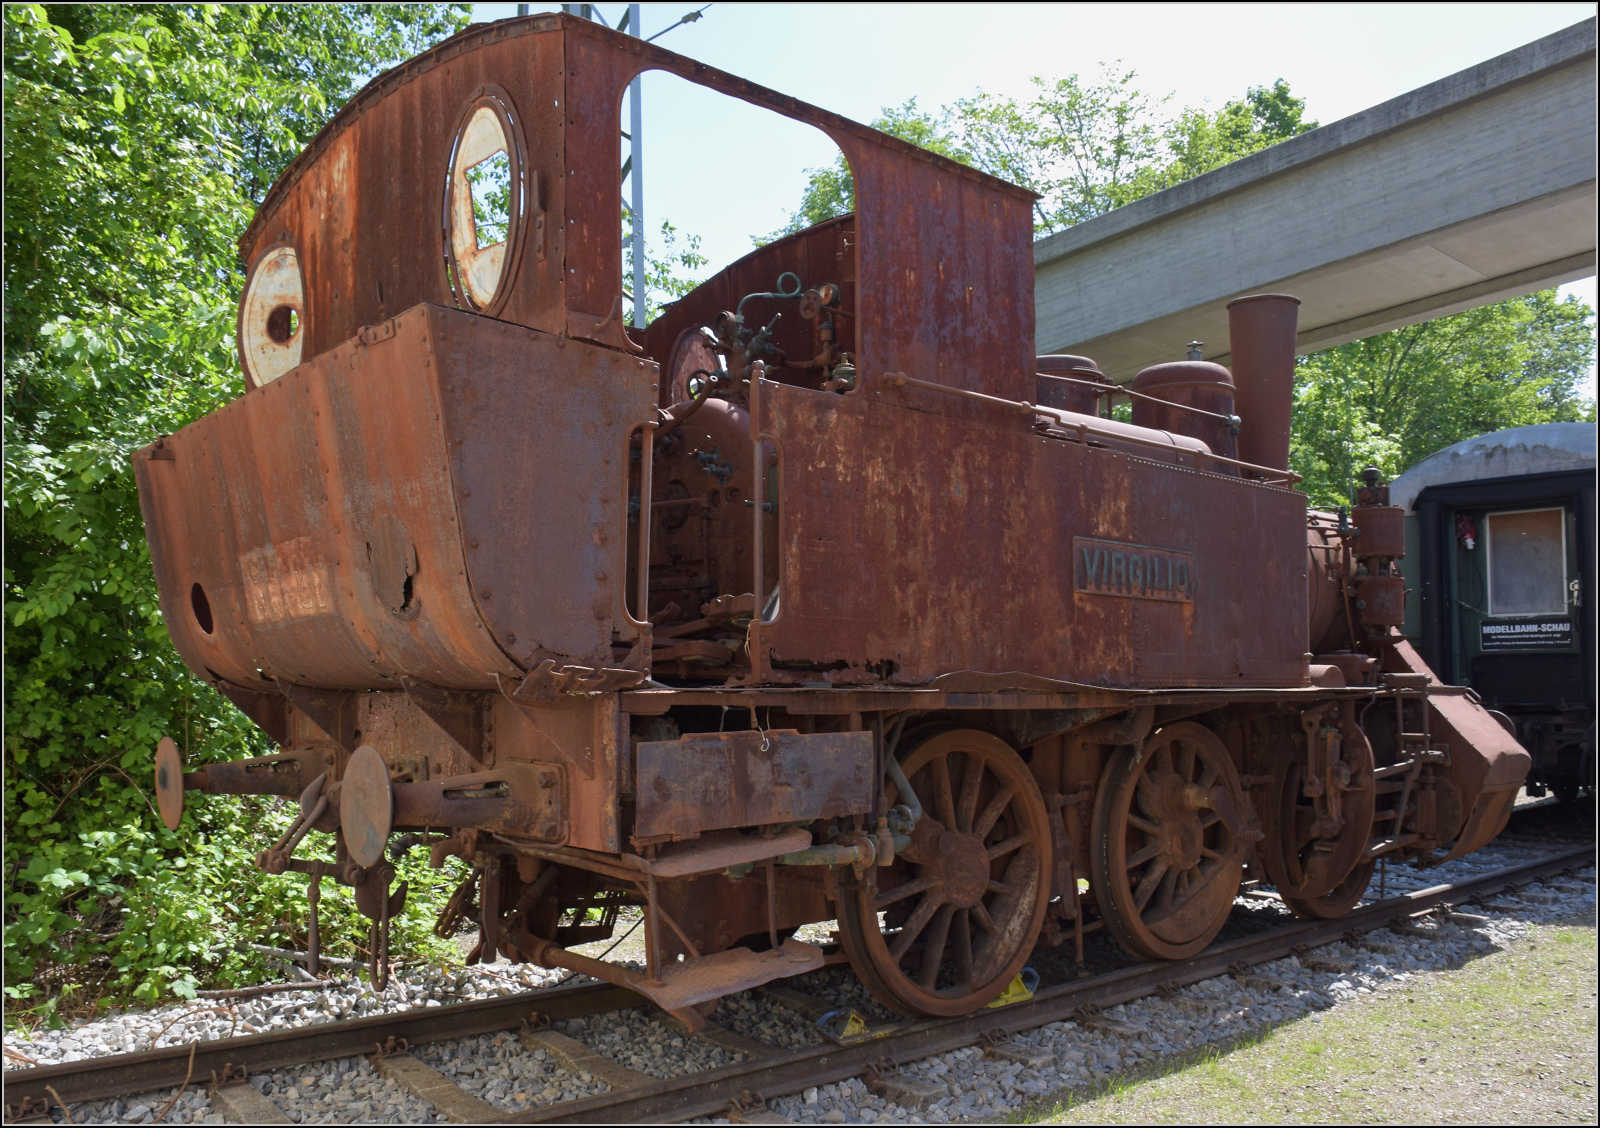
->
1258;707;1376;908
1090;722;1248;961
837;729;1051;1017
1280;859;1375;920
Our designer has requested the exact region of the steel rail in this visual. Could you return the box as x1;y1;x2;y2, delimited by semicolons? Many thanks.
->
507;845;1593;1124
5;846;1588;1121
3;981;644;1113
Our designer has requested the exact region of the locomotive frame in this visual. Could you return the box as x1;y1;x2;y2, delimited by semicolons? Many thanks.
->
136;13;1529;1024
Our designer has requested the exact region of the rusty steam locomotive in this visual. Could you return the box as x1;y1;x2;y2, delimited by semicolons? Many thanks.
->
138;15;1529;1023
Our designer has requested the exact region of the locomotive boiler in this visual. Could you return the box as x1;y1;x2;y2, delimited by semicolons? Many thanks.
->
136;13;1530;1023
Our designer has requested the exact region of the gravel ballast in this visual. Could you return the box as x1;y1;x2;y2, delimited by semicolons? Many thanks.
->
7;812;1591;1125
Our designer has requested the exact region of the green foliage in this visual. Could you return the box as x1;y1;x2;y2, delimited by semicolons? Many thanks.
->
466;151;514;247
4;2;470;1017
949;67;1169;234
1130;79;1316;196
626;213;710;323
770;72;1312;241
1290;289;1597;506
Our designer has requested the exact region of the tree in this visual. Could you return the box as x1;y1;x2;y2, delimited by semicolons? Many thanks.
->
770;72;1312;241
758;99;964;243
626;214;710;323
1129;79;1316;197
949;66;1170;234
4;3;471;1012
1290;290;1597;507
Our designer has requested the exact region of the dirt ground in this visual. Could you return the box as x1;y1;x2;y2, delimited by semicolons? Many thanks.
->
1028;915;1598;1125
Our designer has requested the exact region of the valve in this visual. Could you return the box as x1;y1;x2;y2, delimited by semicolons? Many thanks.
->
743;311;782;362
823;353;857;393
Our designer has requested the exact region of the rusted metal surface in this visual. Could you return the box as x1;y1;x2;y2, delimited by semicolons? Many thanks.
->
154;737;184;831
135;303;656;691
756;377;1310;687
1225;295;1300;473
560;21;1036;397
837;729;1051;1016
1130;359;1238;463
645;218;859;403
1034;354;1107;414
518;927;824;1013
339;746;393;867
634;730;873;840
1091;722;1251;961
132;12;1531;1023
489;693;622;852
1256;703;1377;908
1384;639;1530;859
392;761;566;840
238;18;571;355
241;14;1034;375
628;827;814;877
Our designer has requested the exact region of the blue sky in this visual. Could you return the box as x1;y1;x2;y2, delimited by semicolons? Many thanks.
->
468;3;1595;361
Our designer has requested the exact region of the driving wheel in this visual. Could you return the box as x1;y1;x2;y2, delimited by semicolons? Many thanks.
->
1280;859;1375;919
1258;705;1376;906
837;729;1051;1017
1090;722;1247;961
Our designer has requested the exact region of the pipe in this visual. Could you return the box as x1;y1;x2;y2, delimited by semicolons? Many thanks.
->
521;928;642;989
878;371;1299;483
657;377;713;439
1039;407;1213;458
777;833;914;867
1227;294;1301;473
183;748;331;798
885;756;923;824
1041;372;1241;429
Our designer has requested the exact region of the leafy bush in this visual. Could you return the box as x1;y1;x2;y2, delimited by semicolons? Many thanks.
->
1291;290;1596;507
3;3;470;1022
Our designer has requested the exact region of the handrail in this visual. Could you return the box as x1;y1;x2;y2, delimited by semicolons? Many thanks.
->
750;362;767;679
619;419;659;633
879;371;1301;484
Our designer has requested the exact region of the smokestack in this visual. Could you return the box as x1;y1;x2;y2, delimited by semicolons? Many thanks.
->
1227;294;1300;473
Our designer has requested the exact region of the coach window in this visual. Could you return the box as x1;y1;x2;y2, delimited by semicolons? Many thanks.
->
1486;507;1566;615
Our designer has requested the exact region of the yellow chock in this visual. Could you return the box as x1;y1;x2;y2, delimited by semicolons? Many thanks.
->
985;966;1040;1008
816;1008;903;1045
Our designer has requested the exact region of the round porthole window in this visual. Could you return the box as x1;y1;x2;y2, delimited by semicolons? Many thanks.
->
444;87;527;315
238;243;306;390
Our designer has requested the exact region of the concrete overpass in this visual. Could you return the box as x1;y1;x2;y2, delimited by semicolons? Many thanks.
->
1034;18;1597;380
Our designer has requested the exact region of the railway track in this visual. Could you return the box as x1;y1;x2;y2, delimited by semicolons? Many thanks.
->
6;844;1592;1125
